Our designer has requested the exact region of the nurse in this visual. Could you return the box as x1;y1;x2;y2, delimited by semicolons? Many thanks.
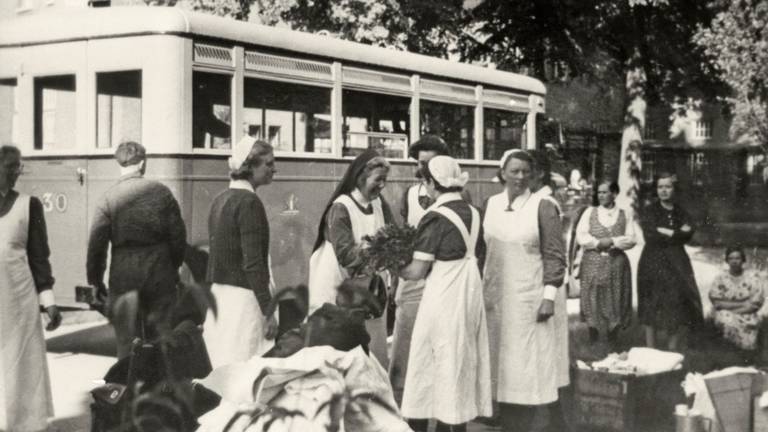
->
309;149;394;367
399;155;491;432
483;149;566;432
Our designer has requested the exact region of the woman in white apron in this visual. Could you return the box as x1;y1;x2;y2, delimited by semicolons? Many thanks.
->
389;135;449;404
309;149;394;367
399;156;491;432
483;149;566;432
1;145;61;431
204;138;278;368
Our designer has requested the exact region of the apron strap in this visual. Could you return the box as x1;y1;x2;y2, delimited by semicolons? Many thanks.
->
433;205;478;258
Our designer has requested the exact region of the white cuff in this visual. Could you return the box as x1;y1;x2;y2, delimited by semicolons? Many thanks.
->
39;290;55;308
543;285;559;301
413;251;435;262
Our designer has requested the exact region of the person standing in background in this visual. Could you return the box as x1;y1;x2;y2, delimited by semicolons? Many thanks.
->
637;173;703;351
576;180;636;349
87;141;187;359
204;137;279;368
1;145;62;432
389;134;448;403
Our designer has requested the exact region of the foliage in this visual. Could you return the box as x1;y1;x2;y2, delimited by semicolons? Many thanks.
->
359;223;417;274
694;0;768;149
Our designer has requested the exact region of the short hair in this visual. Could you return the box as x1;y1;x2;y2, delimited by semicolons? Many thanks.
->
597;179;620;195
356;156;390;183
654;172;677;188
422;162;463;194
497;149;535;185
0;145;21;162
115;141;146;167
230;140;274;180
408;135;449;160
724;245;746;262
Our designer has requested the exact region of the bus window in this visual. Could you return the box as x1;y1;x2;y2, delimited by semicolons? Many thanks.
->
484;108;526;160
342;89;409;158
193;71;232;149
34;75;76;150
0;79;17;145
420;100;474;159
243;77;331;153
96;71;141;149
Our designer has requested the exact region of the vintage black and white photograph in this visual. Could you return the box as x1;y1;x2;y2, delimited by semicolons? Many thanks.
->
1;0;767;431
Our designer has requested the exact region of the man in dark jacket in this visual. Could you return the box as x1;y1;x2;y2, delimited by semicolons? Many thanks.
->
87;141;187;358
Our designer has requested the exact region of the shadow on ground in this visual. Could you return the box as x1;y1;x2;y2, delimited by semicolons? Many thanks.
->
47;323;117;357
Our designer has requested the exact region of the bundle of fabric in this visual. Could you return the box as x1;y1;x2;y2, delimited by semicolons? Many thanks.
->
586;347;684;375
196;346;411;432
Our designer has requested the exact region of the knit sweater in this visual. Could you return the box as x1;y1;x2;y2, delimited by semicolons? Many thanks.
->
206;186;272;313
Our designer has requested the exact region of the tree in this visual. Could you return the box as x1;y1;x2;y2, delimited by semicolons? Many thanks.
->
694;0;768;151
461;0;727;210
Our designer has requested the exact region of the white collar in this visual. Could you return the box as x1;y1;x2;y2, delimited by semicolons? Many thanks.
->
119;163;143;177
229;179;255;192
432;192;462;208
505;188;532;211
351;188;371;207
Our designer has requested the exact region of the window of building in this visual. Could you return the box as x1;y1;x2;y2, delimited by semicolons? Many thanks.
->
96;71;141;149
34;75;76;150
483;108;526;161
192;71;232;149
747;154;766;185
243;78;331;153
694;120;712;139
642;123;656;140
0;79;17;146
420;100;474;159
342;90;409;158
641;152;655;184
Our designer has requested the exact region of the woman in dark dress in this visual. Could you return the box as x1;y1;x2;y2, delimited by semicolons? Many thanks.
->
637;173;703;350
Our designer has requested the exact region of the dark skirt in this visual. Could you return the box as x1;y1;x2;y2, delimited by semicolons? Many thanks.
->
637;244;703;331
580;249;632;333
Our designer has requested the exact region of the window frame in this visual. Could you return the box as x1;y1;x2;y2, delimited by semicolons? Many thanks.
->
0;77;19;147
94;69;143;153
32;73;79;154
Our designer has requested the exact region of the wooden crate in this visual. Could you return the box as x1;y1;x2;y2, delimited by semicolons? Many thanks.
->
573;368;686;432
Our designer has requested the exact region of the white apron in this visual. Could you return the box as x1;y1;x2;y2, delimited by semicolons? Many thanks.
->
0;194;54;431
483;191;558;405
389;184;429;400
308;194;389;368
203;282;276;369
401;204;492;424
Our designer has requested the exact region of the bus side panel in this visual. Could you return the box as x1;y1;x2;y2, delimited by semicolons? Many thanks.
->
18;159;89;306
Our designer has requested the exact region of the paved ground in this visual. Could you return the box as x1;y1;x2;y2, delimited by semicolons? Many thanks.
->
42;245;763;431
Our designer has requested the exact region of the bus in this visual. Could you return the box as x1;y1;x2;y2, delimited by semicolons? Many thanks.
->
0;6;546;306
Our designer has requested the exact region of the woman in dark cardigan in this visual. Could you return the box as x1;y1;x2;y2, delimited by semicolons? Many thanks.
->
637;173;703;350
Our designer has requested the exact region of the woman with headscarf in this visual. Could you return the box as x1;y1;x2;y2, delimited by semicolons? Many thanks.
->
399;156;491;432
482;149;566;432
203;137;278;368
309;149;394;367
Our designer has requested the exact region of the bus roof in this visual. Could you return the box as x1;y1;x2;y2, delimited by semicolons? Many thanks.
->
0;6;545;95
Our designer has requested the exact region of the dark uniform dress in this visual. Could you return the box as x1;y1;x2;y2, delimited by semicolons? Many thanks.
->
637;201;703;330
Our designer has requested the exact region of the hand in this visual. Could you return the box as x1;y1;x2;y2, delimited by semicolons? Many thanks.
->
264;315;278;340
536;299;555;322
45;305;62;331
657;227;674;237
597;238;613;250
681;224;692;233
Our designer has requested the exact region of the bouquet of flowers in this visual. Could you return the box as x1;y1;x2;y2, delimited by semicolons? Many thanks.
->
360;223;418;274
